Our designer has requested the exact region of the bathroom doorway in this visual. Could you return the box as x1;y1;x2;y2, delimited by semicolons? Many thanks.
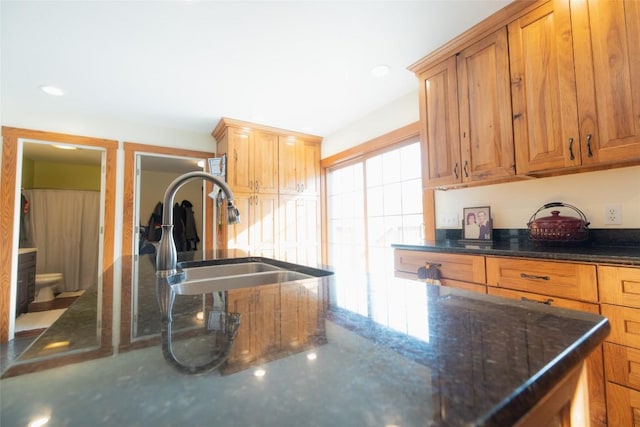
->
119;143;216;351
13;140;104;361
0;127;117;377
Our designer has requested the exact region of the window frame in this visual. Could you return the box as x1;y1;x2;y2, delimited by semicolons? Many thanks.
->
320;122;425;266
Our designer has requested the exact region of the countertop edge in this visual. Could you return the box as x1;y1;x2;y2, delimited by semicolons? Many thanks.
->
392;243;640;266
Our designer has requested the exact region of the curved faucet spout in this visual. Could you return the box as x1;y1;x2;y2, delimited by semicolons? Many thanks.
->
155;171;239;275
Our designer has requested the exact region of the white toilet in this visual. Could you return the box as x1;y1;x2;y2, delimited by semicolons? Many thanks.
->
34;273;63;302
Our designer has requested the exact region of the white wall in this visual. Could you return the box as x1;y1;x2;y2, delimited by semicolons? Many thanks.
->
322;90;640;230
2;111;214;151
321;91;419;159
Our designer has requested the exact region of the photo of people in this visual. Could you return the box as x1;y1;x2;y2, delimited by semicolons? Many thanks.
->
463;207;492;240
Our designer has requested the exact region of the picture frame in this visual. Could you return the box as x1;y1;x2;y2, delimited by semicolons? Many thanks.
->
462;206;492;241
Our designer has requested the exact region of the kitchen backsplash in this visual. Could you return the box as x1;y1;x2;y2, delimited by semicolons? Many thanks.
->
436;228;640;247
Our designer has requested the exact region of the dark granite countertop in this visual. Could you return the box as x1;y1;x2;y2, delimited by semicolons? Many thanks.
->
393;228;640;266
0;261;611;426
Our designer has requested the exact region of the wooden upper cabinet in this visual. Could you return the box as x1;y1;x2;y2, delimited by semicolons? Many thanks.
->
213;120;279;195
508;0;581;174
509;0;640;174
457;27;515;182
252;131;279;194
278;136;320;196
417;56;462;188
572;0;640;165
417;29;515;188
225;127;254;193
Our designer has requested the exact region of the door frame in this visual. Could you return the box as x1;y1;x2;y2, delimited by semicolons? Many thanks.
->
119;142;216;351
0;127;117;375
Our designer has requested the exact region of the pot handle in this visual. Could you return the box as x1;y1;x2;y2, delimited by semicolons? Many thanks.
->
528;202;590;226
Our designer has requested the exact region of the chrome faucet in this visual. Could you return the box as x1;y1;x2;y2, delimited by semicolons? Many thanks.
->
156;171;240;277
155;171;241;374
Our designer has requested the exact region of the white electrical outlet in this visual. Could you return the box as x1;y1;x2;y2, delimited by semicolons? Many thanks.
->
439;213;460;228
604;204;622;225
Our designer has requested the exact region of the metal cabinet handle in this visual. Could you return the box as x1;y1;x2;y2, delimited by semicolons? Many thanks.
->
521;296;554;305
463;160;469;178
568;137;575;160
520;272;550;281
255;180;259;192
454;162;459;179
586;133;593;158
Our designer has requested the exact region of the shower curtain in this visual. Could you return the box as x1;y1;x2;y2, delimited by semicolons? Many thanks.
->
23;189;100;292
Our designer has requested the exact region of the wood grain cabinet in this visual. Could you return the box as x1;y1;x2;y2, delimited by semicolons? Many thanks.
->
394;249;486;293
509;0;640;174
415;28;515;188
278;136;320;196
456;27;515;183
599;265;640;427
16;250;36;316
485;256;605;427
213;118;322;263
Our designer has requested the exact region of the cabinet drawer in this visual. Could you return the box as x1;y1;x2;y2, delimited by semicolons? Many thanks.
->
487;287;600;314
606;382;640;427
394;250;486;284
602;304;640;348
605;342;640;390
599;266;640;309
486;257;598;302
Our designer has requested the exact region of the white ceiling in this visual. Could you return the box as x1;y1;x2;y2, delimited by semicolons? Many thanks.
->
1;0;511;142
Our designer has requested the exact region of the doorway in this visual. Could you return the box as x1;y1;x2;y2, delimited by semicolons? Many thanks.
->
119;142;216;351
0;127;117;377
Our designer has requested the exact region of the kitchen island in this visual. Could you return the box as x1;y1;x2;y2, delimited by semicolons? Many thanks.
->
0;270;609;427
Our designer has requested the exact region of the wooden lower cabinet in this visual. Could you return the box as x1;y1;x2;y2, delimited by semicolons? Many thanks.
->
487;286;606;427
605;382;640;427
394;249;486;293
599;265;640;427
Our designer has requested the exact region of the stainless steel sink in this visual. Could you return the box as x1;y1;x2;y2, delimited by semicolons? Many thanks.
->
171;270;313;295
183;262;283;281
168;258;333;296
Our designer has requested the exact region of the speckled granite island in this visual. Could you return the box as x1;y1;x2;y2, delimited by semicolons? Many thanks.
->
1;268;609;427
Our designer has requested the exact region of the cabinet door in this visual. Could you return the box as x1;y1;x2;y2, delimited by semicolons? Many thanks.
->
226;128;254;192
418;56;462;187
278;136;298;194
572;0;640;165
509;0;581;173
277;195;320;265
226;194;252;255
253;131;279;194
252;193;278;258
457;28;515;182
299;140;320;195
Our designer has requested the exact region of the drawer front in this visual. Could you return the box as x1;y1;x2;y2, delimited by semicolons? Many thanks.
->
599;265;640;309
394;250;486;284
486;257;598;302
602;304;640;348
605;342;640;390
606;382;640;427
487;287;600;314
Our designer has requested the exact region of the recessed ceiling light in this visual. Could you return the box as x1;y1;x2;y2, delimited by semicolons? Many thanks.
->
370;65;390;78
40;85;64;96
